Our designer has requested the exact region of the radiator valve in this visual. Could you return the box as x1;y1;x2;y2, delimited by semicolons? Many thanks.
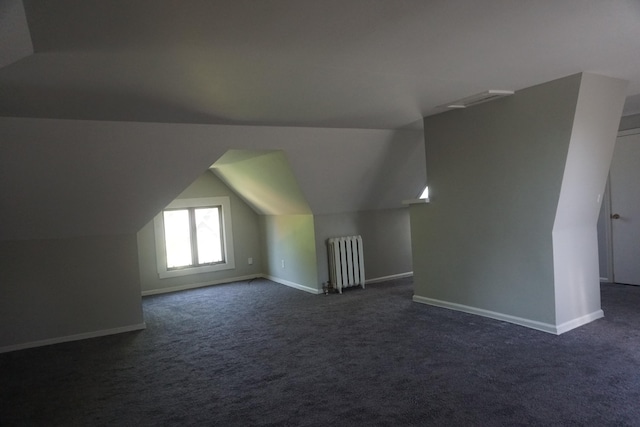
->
322;282;336;295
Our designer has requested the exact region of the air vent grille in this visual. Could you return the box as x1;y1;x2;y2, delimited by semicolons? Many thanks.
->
439;90;514;109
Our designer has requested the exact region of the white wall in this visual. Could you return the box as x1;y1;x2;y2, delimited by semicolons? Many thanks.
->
412;75;582;330
552;73;627;329
410;74;625;333
314;208;413;285
412;73;626;334
0;234;144;351
137;171;263;295
0;117;425;350
260;214;319;293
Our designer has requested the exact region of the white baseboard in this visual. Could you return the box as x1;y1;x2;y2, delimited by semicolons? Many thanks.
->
142;273;322;296
143;272;414;297
0;322;147;354
555;310;605;335
600;277;610;283
366;272;413;284
141;274;262;296
264;275;322;294
411;295;601;335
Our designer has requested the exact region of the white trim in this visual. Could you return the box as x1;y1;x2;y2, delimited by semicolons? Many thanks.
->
602;130;640;283
141;274;262;296
0;323;147;354
602;177;614;283
141;272;415;297
154;196;235;279
555;310;604;335
143;274;323;296
366;272;413;284
413;295;562;334
618;128;640;137
265;275;322;294
600;277;609;283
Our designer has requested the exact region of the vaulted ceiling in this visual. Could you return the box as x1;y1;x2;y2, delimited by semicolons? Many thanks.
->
1;0;639;130
211;150;312;215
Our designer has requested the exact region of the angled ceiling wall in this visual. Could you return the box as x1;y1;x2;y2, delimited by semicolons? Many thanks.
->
5;1;639;127
552;73;628;328
0;0;32;68
283;130;427;215
210;130;426;217
211;150;312;215
0;118;425;241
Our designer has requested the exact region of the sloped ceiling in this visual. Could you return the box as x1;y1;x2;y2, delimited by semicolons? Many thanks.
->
2;1;638;240
211;150;312;215
0;118;425;240
0;0;32;68
1;0;639;128
210;126;426;217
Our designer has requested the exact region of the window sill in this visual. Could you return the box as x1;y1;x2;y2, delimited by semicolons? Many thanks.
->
158;261;236;279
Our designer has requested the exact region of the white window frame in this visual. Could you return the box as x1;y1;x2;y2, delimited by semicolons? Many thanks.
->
154;197;235;278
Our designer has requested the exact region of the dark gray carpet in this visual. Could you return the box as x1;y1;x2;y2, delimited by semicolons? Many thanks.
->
2;278;640;426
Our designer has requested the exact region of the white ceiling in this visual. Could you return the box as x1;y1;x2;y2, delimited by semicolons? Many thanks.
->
1;0;639;129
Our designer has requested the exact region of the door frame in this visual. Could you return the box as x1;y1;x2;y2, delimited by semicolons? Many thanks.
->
602;128;640;283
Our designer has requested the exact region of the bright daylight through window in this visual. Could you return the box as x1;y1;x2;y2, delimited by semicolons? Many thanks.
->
154;197;235;278
420;186;429;200
163;207;223;268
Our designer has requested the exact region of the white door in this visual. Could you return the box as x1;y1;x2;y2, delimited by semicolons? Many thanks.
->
610;130;640;285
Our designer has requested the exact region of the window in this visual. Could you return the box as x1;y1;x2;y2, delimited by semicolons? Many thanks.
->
419;185;429;200
154;197;235;278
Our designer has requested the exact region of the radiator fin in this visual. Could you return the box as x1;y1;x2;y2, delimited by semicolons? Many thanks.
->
327;235;365;293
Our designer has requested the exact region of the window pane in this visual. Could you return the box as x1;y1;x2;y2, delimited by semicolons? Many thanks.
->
420;185;429;199
163;210;192;268
195;207;223;264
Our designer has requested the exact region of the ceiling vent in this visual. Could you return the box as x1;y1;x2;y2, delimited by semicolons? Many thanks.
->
439;90;514;109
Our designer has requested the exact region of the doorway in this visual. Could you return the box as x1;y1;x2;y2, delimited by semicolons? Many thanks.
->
604;129;640;285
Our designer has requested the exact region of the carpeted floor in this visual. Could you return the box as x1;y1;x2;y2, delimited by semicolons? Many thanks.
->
1;278;640;426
